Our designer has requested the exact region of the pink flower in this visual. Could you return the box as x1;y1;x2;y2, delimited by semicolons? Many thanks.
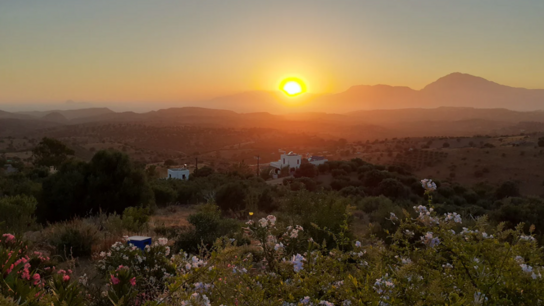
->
130;277;136;286
2;234;15;243
63;275;70;282
110;275;120;285
32;273;41;285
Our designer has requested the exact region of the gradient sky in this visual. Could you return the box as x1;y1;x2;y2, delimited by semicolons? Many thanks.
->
1;0;544;110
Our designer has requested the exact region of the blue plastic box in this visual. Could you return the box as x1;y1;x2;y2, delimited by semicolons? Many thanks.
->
127;236;152;250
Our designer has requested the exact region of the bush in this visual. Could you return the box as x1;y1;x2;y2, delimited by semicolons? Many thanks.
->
331;169;348;178
47;219;99;258
151;182;177;207
122;207;150;233
496;180;521;199
294;163;317;178
0;195;39;235
216;182;247;212
174;204;245;253
377;178;409;199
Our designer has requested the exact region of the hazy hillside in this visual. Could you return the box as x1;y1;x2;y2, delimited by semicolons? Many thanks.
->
188;73;544;113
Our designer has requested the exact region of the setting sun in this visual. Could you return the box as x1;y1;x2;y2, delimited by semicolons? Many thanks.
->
280;78;306;96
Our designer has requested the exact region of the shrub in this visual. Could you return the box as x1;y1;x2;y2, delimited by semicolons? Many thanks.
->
174;204;245;253
47;220;99;258
496;180;521;199
96;238;176;303
0;195;39;235
151;182;177;207
216;182;247;212
122;207;150;233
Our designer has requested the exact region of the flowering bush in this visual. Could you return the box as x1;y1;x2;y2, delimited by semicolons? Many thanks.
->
0;233;86;305
96;238;175;302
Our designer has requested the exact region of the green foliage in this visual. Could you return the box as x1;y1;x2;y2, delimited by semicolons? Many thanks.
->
191;166;215;178
294;163;317;178
215;182;247;212
495;180;521;199
174;203;245;253
86;150;154;214
47;219;99;258
0;195;38;235
39;150;154;222
32;137;75;168
281;191;353;249
121;207;150;233
151;181;177;207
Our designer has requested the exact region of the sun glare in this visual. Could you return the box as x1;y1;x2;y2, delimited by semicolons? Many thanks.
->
280;78;306;97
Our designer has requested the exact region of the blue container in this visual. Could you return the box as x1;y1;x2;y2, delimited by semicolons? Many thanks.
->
127;236;152;250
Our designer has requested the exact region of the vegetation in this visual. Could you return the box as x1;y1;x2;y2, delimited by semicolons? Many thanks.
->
3;137;544;305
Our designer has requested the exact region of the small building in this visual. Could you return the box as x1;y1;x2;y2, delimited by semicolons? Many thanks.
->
4;164;18;174
270;152;302;171
167;168;190;180
308;156;328;166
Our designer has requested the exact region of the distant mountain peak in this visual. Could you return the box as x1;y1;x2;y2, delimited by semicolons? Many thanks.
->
423;72;503;92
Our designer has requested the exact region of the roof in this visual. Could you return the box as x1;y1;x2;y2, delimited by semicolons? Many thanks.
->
168;168;190;172
309;156;326;161
127;236;152;241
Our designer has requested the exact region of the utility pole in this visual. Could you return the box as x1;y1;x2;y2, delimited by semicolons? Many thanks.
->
254;155;260;177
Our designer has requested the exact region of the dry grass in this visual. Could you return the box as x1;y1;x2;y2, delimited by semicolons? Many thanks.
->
150;205;197;229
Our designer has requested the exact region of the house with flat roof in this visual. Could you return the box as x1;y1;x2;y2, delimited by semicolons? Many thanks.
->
270;152;301;171
167;168;190;180
308;156;328;166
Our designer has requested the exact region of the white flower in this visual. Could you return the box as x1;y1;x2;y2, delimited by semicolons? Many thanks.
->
158;238;168;246
355;241;361;248
266;215;277;226
291;254;305;273
520;264;533;273
165;246;170;256
300;297;311;304
420;232;440;248
99;251;106;257
515;256;524;264
389;212;398;222
420;178;437;191
258;218;268;227
274;243;284;251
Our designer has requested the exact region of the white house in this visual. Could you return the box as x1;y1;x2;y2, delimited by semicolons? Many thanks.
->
167;168;190;180
270;152;302;171
308;156;328;166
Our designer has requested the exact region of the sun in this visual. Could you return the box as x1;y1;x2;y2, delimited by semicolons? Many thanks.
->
280;77;306;96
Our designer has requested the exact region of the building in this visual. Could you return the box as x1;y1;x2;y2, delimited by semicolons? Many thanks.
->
167;168;190;180
308;156;328;166
270;152;302;171
4;164;18;174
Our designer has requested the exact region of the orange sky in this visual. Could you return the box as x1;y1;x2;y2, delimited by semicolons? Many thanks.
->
1;0;543;110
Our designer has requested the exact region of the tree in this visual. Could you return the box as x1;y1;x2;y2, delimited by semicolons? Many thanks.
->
164;159;176;167
294;163;317;178
192;166;215;178
377;178;408;199
86;150;154;214
32;137;75;168
495;181;520;199
538;137;544;147
443;142;450;148
39;150;154;222
216;182;247;212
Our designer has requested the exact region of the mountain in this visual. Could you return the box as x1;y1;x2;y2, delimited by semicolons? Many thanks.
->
42;112;68;124
419;73;544;110
187;73;544;113
18;107;115;120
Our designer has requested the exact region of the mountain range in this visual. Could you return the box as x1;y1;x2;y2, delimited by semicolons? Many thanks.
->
197;72;544;113
2;72;544;139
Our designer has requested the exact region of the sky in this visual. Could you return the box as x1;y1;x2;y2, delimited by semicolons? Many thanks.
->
1;0;544;111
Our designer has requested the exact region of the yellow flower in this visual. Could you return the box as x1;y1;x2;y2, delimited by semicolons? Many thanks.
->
249;212;254;216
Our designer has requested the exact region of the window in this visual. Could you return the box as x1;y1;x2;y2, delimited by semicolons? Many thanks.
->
297;159;299;164
182;174;186;180
169;174;171;178
283;158;285;164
